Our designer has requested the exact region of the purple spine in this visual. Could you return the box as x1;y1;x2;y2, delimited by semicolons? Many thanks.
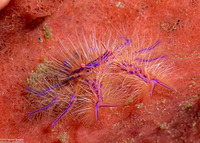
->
28;96;58;116
135;40;161;53
51;94;76;128
26;83;60;96
135;55;167;62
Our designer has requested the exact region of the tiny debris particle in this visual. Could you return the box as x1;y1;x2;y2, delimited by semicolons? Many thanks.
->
117;130;122;135
135;103;143;109
162;99;166;104
116;1;125;8
159;122;168;130
191;77;197;80
191;81;196;85
49;46;55;50
38;37;43;42
156;100;159;105
156;0;163;3
192;121;196;127
43;24;53;39
112;123;120;129
57;132;69;143
125;97;134;105
167;130;171;134
139;133;143;136
130;138;135;143
182;102;192;110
